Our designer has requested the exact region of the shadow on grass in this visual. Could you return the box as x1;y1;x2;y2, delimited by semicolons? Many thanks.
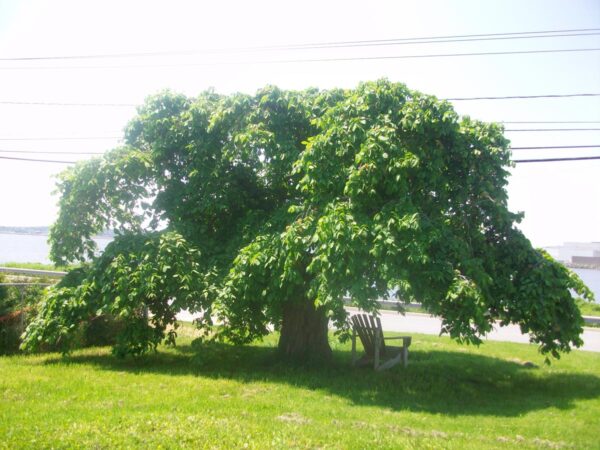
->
43;341;600;417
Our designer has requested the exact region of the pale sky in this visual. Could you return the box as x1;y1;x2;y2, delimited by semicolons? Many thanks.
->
0;0;598;247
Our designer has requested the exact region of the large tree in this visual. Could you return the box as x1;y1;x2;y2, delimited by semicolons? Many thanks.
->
23;80;592;360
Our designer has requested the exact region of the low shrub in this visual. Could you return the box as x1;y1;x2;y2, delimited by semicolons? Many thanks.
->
0;278;103;354
1;276;33;354
0;309;27;355
0;273;8;304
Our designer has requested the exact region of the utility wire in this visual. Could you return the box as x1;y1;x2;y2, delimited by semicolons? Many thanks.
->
1;47;598;70
3;153;599;165
513;156;600;163
0;129;597;143
510;145;600;150
505;128;600;132
1;93;599;108
0;155;76;163
0;101;136;107
297;28;600;46
2;145;599;156
0;149;103;155
3;122;594;128
0;136;120;141
1;28;598;61
502;121;600;124
447;93;600;101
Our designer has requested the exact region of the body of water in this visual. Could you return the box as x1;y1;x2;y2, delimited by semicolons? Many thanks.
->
1;233;599;302
0;233;110;265
572;268;600;302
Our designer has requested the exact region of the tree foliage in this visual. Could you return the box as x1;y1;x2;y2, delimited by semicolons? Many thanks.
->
23;80;593;359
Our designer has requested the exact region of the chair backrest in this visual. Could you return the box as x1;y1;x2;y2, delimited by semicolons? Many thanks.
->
351;314;385;356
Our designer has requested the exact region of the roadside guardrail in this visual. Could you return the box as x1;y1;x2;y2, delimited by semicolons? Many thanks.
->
0;267;67;277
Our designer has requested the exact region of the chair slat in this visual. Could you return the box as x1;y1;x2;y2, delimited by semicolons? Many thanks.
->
356;314;373;355
375;316;385;356
350;313;411;369
367;315;384;356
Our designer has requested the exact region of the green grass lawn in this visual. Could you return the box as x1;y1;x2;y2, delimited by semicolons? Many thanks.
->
577;299;600;317
1;327;599;449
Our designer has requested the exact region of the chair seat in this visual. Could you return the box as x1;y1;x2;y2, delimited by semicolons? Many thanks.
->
351;314;411;370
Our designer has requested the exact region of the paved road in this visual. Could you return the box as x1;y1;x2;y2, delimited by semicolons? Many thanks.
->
178;308;600;353
363;309;600;353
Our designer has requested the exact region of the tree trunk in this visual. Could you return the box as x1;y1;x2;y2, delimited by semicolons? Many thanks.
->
278;300;332;362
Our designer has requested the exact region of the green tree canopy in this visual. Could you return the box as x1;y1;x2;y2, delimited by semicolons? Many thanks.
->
23;80;592;360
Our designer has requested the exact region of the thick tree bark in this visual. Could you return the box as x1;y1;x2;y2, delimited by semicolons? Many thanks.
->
278;300;332;362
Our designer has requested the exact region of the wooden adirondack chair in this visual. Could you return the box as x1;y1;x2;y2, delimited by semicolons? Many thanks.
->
351;313;412;370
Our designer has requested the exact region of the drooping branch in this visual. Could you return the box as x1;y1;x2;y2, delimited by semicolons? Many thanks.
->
50;147;155;265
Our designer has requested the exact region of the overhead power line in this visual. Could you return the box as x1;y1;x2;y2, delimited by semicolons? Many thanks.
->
513;156;600;163
299;27;600;46
3;151;600;165
3;153;598;165
447;93;600;101
0;155;76;163
0;128;597;144
510;145;600;150
0;149;103;155
505;128;600;132
502;121;600;124
0;100;136;107
1;145;599;157
1;27;598;61
1;47;598;70
1;93;599;108
0;136;121;141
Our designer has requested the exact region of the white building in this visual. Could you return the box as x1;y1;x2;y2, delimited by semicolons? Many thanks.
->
544;242;600;264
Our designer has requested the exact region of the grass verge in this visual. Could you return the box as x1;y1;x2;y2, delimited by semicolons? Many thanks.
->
577;298;600;317
1;326;599;449
0;261;73;272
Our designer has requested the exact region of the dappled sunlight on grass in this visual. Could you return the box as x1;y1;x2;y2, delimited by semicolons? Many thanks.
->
39;333;600;417
2;332;600;448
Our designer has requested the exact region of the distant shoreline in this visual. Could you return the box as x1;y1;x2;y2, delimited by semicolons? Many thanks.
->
0;232;50;237
1;231;598;269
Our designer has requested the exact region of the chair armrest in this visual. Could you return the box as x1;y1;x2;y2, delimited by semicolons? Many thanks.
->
383;336;412;346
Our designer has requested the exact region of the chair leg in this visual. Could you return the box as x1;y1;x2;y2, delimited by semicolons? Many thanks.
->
402;345;408;367
351;330;357;366
374;332;380;369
